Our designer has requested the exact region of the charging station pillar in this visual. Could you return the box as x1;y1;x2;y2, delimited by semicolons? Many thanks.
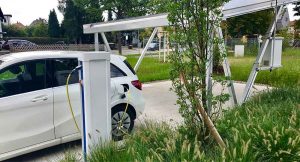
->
78;52;111;156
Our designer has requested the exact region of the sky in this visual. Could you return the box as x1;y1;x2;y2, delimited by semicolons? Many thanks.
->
0;0;299;26
0;0;63;26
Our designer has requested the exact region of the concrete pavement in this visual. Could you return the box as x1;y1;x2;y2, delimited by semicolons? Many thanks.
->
5;80;270;162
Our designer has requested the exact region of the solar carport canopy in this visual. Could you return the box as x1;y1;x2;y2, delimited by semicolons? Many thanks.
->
83;0;298;34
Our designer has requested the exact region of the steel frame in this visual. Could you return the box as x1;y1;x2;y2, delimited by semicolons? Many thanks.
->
241;5;284;103
83;0;298;105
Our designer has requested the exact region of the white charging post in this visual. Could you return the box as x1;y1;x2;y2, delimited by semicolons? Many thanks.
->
77;52;111;157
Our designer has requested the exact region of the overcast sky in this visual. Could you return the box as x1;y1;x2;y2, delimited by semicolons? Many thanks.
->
0;0;63;25
0;0;299;26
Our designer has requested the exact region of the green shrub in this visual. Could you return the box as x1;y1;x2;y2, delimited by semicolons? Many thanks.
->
61;87;300;162
217;87;300;161
88;122;207;162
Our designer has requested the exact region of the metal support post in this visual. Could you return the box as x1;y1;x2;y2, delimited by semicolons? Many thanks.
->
134;27;159;71
0;23;3;39
101;32;112;52
94;33;99;51
163;32;167;63
216;26;238;106
241;6;284;103
159;36;161;61
167;33;170;58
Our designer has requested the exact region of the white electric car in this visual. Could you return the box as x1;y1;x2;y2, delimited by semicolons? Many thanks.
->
0;51;145;160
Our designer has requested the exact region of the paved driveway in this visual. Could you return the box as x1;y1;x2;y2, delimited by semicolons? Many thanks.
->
5;80;270;162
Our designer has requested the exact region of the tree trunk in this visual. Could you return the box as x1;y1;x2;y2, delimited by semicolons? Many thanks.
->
180;73;226;149
117;31;122;55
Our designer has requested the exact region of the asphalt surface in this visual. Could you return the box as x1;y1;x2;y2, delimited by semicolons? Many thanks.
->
5;80;270;162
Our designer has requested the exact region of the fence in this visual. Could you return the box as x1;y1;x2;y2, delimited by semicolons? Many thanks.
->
9;44;106;53
8;39;299;54
226;38;260;55
226;38;300;55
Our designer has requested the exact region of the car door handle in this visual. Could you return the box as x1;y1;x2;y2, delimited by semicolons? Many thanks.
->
31;96;48;102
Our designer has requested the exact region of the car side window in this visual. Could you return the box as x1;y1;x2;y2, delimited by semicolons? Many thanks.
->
111;63;126;78
52;58;79;87
0;60;47;98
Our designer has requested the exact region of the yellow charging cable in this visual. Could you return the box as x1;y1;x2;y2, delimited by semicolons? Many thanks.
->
65;66;132;137
117;87;132;135
66;69;81;133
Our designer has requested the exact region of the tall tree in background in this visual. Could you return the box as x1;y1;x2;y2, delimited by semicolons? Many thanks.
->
74;0;103;23
226;10;273;37
59;0;85;43
147;0;170;14
58;0;103;43
48;9;61;37
101;0;150;54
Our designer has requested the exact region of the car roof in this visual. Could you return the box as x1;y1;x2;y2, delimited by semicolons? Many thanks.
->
8;39;26;41
0;51;126;65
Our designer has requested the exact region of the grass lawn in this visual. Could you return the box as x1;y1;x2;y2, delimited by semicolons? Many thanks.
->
127;48;300;87
126;56;171;83
230;48;300;87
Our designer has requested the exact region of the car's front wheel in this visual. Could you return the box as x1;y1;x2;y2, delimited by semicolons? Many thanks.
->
111;106;134;141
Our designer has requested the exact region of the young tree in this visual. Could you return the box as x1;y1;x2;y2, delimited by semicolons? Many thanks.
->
48;9;61;38
168;0;230;148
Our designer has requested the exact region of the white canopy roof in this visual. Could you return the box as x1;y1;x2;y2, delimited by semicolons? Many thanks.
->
83;0;298;34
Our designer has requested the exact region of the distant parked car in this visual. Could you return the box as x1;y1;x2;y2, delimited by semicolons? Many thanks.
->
148;42;159;51
2;40;37;50
55;41;66;45
0;40;5;50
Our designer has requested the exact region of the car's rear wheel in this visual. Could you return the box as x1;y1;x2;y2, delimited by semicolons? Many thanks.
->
111;106;134;141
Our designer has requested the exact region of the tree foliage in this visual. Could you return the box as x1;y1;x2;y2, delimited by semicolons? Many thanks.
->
100;0;150;54
101;0;150;19
58;0;104;43
60;0;85;43
147;0;170;14
2;21;48;38
32;22;48;37
48;9;61;38
226;10;273;37
2;24;27;37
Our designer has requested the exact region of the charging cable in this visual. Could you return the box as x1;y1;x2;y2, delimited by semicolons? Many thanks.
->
66;65;82;133
118;86;132;136
66;65;132;137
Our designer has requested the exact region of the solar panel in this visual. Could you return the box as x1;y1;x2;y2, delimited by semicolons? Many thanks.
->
83;0;299;33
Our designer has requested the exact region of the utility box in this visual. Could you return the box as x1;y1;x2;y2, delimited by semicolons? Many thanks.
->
261;37;283;68
234;45;245;57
